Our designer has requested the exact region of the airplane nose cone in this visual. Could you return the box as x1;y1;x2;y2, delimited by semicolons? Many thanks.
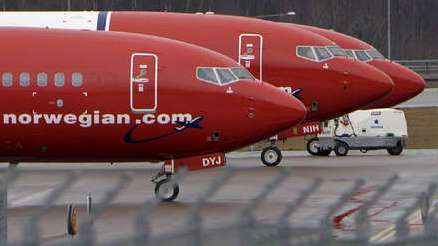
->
349;61;394;108
301;59;393;121
364;61;426;109
400;68;426;99
235;80;307;134
258;83;308;128
252;82;307;128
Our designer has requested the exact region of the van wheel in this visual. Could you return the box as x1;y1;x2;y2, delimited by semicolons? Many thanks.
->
306;138;320;156
318;149;332;156
261;146;282;167
387;144;403;156
334;142;349;156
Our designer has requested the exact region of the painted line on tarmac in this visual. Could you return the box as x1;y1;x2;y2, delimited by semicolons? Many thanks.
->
370;209;421;242
370;198;438;243
8;188;54;207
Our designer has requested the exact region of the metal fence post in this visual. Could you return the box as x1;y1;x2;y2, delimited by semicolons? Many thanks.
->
74;173;131;246
187;167;236;246
23;172;78;246
277;178;323;245
395;183;437;242
133;167;187;246
0;177;6;244
320;179;365;245
0;169;19;245
426;192;438;237
355;175;398;244
239;170;290;246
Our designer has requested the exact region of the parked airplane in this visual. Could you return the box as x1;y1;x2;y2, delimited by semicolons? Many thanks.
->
0;11;395;166
295;24;426;108
0;11;394;122
0;27;306;201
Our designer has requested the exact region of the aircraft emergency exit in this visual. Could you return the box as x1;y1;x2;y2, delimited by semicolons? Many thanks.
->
0;11;394;122
0;27;306;201
295;24;426;108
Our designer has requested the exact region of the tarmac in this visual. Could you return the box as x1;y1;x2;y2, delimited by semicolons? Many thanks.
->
1;149;438;244
397;88;438;108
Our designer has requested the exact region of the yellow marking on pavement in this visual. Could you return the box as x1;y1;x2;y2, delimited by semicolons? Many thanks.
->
370;209;423;242
370;196;438;243
370;224;395;242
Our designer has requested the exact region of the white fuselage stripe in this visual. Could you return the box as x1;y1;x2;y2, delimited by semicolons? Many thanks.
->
0;11;108;31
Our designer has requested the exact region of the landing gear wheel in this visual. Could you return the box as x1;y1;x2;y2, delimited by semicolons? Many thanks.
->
154;178;180;202
387;144;403;156
318;149;332;156
261;146;282;167
334;142;349;156
306;138;320;156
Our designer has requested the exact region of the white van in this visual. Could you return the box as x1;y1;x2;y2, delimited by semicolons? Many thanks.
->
306;109;408;156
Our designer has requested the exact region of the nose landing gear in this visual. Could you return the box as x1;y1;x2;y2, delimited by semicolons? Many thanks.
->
261;145;282;167
152;169;180;202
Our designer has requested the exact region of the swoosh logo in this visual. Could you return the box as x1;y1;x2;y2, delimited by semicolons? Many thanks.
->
123;116;204;144
290;88;302;99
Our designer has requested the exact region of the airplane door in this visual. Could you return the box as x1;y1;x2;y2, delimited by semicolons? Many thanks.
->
130;53;158;112
238;34;263;80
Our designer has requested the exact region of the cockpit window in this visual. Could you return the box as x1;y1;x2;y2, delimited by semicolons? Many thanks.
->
197;67;220;84
327;46;347;57
297;46;317;61
354;50;372;62
297;46;340;62
197;67;252;85
216;68;238;84
313;47;333;61
366;49;385;59
345;50;355;58
230;67;255;80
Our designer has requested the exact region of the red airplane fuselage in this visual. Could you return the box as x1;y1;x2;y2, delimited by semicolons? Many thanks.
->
0;28;306;163
295;24;426;109
0;11;394;122
108;12;393;121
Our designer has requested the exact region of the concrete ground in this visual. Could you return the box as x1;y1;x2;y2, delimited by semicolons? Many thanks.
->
1;149;438;244
397;88;438;108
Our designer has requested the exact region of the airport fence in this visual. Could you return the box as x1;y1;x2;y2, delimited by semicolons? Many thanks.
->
1;167;438;245
396;59;438;81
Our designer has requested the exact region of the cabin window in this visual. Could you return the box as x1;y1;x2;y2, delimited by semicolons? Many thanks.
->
72;72;83;87
215;68;238;84
2;73;13;87
327;46;347;57
314;47;333;61
197;67;220;84
230;67;255;80
37;73;48;87
54;73;65;87
297;46;316;61
367;49;385;59
19;72;30;87
354;50;372;62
